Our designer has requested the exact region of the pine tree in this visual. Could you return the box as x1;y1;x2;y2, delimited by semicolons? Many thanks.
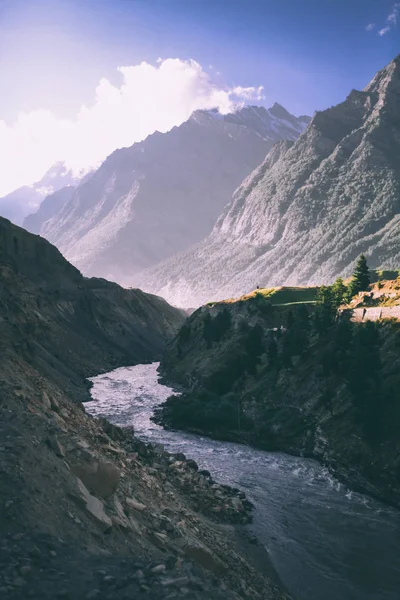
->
331;277;348;309
350;254;370;296
203;313;213;348
267;337;278;366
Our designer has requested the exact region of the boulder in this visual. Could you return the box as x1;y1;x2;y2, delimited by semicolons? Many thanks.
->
186;459;198;471
70;478;112;532
47;435;65;458
41;392;51;411
125;497;147;513
97;417;128;442
184;541;227;575
71;459;120;498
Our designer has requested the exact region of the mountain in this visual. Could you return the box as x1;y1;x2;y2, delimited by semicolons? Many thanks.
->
23;170;94;235
0;215;185;400
137;56;400;307
0;162;81;225
0;216;286;600
37;105;309;283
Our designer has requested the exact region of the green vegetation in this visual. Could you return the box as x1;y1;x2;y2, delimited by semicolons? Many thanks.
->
349;254;370;296
203;308;232;348
168;266;399;445
226;286;319;306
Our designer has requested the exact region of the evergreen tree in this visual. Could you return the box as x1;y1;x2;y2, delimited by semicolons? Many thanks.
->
267;337;278;366
203;313;213;348
314;285;335;333
214;308;232;340
245;324;264;374
331;277;348;309
350;254;370;296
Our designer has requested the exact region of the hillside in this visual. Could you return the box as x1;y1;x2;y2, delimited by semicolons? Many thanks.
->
137;55;400;308
33;105;309;284
0;217;287;600
158;283;400;507
0;216;185;401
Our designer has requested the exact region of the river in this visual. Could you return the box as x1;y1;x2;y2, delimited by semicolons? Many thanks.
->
85;362;400;600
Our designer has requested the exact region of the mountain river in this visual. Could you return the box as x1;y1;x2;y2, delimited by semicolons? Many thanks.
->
85;362;400;600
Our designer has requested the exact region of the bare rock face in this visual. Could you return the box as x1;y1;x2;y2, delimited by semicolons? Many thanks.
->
137;55;400;307
32;105;308;284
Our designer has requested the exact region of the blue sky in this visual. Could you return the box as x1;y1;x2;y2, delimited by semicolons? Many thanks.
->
0;0;399;194
1;0;398;121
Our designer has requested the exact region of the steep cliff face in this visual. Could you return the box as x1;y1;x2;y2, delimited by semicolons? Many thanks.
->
137;56;400;307
159;290;400;507
0;217;286;600
34;105;308;284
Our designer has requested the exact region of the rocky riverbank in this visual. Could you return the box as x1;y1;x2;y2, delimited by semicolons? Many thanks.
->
0;373;288;600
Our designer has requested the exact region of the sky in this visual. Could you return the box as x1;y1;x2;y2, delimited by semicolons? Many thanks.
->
0;0;399;196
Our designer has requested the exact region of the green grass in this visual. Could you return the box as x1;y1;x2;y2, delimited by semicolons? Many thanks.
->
220;286;320;306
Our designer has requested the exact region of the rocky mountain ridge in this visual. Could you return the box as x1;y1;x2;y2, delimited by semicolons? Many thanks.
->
30;104;309;284
137;55;400;307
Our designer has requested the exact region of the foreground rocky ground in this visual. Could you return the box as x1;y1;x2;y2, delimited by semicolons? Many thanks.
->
0;365;287;600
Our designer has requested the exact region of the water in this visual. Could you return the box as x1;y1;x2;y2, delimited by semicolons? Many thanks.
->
86;362;400;600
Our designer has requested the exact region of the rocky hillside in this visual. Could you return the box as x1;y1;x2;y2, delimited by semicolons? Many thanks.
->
0;216;185;401
158;285;400;507
33;105;308;284
0;162;81;226
137;55;400;307
0;217;287;599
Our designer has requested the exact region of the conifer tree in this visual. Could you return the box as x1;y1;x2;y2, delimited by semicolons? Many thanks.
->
350;254;370;296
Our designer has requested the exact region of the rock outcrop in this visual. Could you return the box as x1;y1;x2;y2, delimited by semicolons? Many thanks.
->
137;55;400;307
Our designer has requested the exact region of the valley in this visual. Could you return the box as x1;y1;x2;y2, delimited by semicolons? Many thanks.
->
1;21;400;600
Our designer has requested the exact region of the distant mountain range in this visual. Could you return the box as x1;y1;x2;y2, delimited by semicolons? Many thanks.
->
137;55;400;307
0;163;81;225
22;104;309;282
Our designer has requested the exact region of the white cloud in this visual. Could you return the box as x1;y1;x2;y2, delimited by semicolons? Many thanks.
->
231;86;264;100
387;2;400;24
377;3;400;36
365;23;375;31
0;58;263;196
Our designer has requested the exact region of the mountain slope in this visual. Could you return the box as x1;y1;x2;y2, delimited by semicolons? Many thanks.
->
23;170;94;235
39;105;309;283
137;56;400;307
23;185;76;234
0;216;286;600
0;162;81;225
0;216;184;401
